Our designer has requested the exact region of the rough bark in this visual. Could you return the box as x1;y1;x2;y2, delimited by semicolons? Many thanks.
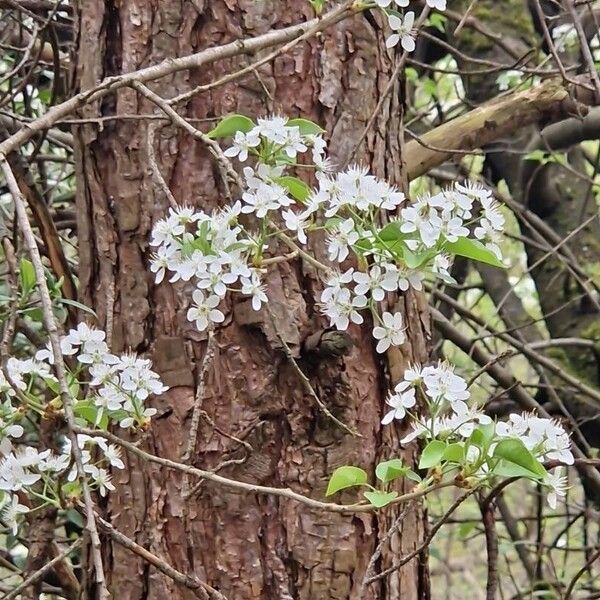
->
74;2;430;598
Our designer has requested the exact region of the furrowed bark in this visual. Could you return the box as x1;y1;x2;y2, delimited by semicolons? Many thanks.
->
74;1;430;598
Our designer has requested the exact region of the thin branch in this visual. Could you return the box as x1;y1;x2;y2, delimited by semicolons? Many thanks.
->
95;514;226;600
0;159;109;599
0;0;358;156
3;539;82;600
72;425;452;514
365;488;479;585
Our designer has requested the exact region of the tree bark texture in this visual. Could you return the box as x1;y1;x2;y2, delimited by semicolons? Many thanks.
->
73;1;431;598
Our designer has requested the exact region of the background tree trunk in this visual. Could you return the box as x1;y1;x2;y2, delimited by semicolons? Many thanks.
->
73;1;431;598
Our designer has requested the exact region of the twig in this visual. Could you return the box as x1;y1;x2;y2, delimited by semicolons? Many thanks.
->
0;1;359;156
181;329;216;499
0;159;109;599
72;425;451;514
564;547;600;598
358;503;414;598
346;6;431;166
365;488;479;584
3;539;82;600
131;80;239;199
95;514;227;600
146;121;177;209
479;494;499;600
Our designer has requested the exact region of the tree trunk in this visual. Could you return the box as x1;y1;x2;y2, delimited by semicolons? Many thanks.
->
73;2;431;598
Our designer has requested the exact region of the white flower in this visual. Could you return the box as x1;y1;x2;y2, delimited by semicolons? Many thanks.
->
321;288;367;331
255;116;289;144
104;444;125;470
281;126;307;158
400;196;443;247
544;433;574;465
382;388;416;424
186;290;225;331
223;130;260;162
395;364;426;393
321;269;355;304
545;469;567;509
496;412;531;438
327;218;359;263
442;216;469;242
196;261;236;298
241;182;292;218
150;244;177;284
423;362;470;405
397;268;423;291
426;0;446;9
89;466;115;497
440;188;473;219
77;340;117;366
372;311;406;353
282;209;308;244
353;265;391;302
39;452;70;473
61;323;105;356
241;272;268;311
455;181;492;204
386;12;416;52
481;196;505;231
451;402;492;438
35;342;55;365
0;452;42;491
375;0;409;6
2;495;28;534
432;254;453;281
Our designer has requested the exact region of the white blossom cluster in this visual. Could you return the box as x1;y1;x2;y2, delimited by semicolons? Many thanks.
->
225;116;329;170
150;113;505;365
0;434;125;535
42;323;167;428
149;117;329;332
374;0;447;52
382;362;572;509
0;322;166;536
317;178;503;351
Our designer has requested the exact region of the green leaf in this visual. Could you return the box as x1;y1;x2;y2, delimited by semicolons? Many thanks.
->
57;298;98;317
445;238;505;268
364;490;398;508
19;258;36;296
74;400;109;430
426;13;447;33
376;459;407;483
403;246;435;269
65;508;84;529
274;176;311;203
286;118;325;136
378;222;411;244
458;521;476;539
308;0;326;14
469;423;496;449
493;459;543;479
442;443;465;464
419;440;447;469
326;465;368;496
493;439;546;478
405;469;422;483
207;114;255;139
